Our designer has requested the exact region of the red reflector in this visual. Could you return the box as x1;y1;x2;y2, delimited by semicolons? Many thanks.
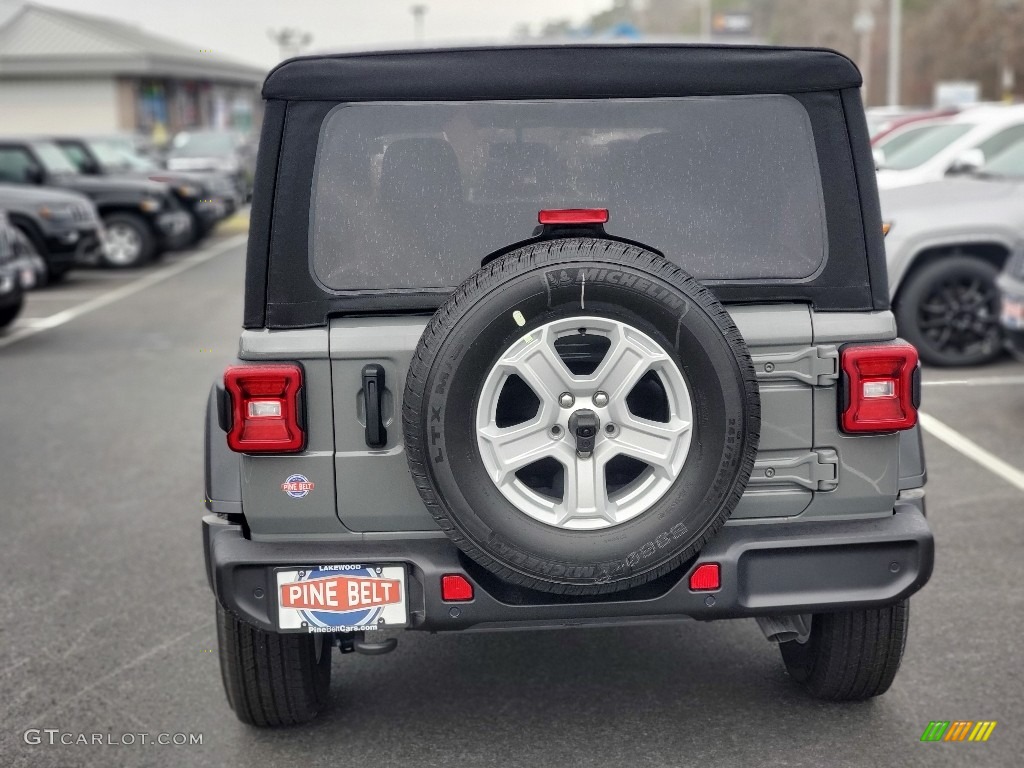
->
441;574;474;602
840;343;919;433
689;563;720;591
538;208;609;225
224;364;305;453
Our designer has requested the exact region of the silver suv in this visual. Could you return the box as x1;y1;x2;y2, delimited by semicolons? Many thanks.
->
203;44;934;726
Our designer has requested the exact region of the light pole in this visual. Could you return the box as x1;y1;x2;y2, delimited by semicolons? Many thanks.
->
886;0;902;107
998;0;1022;102
699;0;712;42
411;4;427;43
854;0;876;106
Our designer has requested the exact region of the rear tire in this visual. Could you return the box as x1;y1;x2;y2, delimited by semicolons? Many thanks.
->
216;603;331;727
896;256;1002;367
780;600;909;701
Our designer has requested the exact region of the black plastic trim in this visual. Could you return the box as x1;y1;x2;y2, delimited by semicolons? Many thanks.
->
204;504;933;634
264;44;862;101
361;363;387;448
215;382;230;433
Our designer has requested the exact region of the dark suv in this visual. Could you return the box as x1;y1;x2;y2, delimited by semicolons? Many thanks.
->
53;136;232;246
0;183;104;282
0;139;190;267
204;45;934;727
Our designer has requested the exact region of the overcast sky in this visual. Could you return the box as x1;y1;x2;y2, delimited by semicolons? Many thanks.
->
33;0;609;67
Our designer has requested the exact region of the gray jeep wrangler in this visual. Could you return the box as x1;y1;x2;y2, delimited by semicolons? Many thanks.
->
203;44;934;727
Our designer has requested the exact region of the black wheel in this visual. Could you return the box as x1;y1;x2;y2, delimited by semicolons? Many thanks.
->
404;238;760;595
101;212;156;268
216;603;331;727
896;256;1002;367
0;295;24;328
780;600;909;701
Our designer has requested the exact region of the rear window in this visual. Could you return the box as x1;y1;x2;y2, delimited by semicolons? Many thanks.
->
310;96;827;291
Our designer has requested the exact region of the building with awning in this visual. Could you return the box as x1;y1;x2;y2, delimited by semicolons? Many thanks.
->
0;1;265;137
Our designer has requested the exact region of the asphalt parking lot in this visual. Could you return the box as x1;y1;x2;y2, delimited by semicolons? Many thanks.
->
1;231;1022;768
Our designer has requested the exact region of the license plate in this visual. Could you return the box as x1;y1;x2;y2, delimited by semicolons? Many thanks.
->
1002;295;1024;329
276;565;407;633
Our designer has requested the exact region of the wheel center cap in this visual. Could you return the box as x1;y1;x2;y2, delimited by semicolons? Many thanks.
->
567;408;600;458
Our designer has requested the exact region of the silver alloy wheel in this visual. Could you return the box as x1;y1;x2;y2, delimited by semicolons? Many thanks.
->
104;223;143;266
476;316;693;531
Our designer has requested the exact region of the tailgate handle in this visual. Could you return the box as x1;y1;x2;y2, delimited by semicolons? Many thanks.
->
362;364;387;448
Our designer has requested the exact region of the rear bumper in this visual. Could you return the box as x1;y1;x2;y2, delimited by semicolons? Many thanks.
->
204;499;934;634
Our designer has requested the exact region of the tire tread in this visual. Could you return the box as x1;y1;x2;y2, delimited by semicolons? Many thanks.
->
216;603;330;727
780;600;909;701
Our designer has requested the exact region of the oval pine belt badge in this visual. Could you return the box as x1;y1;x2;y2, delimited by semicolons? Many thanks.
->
281;473;314;498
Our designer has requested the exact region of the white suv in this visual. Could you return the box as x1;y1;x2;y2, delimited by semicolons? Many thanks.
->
876;104;1024;189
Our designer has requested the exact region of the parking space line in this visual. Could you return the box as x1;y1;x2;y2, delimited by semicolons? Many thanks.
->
18;317;71;329
21;292;102;301
919;412;1024;492
0;234;247;350
923;375;1024;388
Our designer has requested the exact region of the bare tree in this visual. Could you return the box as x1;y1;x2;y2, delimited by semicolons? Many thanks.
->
536;0;1024;105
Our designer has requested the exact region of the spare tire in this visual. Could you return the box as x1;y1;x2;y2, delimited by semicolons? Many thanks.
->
404;238;760;594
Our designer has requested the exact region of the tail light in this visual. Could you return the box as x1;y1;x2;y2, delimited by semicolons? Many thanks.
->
538;208;609;225
224;364;305;452
840;342;919;433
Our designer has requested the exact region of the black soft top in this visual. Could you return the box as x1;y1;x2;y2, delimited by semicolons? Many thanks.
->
263;44;861;102
245;44;886;329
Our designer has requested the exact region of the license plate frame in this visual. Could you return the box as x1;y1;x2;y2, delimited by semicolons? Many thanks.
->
275;564;408;634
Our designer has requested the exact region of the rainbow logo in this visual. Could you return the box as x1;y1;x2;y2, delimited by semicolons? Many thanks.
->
920;721;997;742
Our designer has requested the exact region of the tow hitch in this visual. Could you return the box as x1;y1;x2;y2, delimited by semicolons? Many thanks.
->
337;631;398;655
